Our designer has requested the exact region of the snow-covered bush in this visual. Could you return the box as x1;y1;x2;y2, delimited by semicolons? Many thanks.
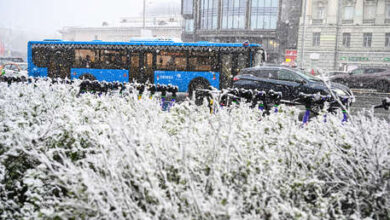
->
0;80;389;219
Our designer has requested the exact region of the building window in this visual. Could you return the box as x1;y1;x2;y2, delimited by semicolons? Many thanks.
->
343;33;351;47
312;32;321;46
185;19;194;32
183;0;193;15
343;6;354;19
258;38;279;52
313;1;326;19
222;0;247;29
251;0;279;30
343;0;355;23
363;33;372;47
312;1;326;24
200;0;218;30
386;33;390;47
386;1;390;22
317;5;326;19
363;0;377;23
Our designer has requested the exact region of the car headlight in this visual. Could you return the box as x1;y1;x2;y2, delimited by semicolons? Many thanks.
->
332;89;347;96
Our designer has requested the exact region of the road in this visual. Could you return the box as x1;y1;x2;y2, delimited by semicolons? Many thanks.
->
171;89;389;119
350;89;389;119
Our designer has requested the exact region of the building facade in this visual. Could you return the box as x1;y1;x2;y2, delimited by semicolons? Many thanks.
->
60;16;182;42
297;0;390;72
181;0;303;63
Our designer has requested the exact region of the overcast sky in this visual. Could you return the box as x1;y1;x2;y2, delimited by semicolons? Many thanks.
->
0;0;179;35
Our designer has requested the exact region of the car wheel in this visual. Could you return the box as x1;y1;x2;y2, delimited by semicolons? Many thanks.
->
188;77;210;99
377;80;390;93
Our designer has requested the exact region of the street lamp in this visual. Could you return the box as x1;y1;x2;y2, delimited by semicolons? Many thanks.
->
143;0;146;29
300;0;307;69
143;0;154;29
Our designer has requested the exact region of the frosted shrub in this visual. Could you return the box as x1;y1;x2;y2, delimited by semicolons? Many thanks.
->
0;80;389;219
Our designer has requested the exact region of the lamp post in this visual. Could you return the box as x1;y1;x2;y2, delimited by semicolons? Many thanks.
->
143;0;146;29
333;0;342;71
300;0;307;69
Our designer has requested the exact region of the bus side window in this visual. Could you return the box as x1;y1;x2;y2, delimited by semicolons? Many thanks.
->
237;53;249;72
131;53;140;69
74;49;127;69
74;49;96;68
130;52;140;83
253;50;263;67
99;50;127;69
32;48;48;67
221;54;233;88
188;51;217;72
156;51;186;71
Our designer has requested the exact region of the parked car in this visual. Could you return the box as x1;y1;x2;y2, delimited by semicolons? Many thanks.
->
315;71;348;81
233;66;354;103
326;71;347;77
1;62;28;77
330;67;390;92
349;67;388;75
0;57;24;71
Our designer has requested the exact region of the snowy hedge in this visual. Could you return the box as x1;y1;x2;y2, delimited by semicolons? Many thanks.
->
0;80;389;219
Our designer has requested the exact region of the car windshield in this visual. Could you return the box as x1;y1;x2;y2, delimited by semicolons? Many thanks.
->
294;69;322;81
18;64;28;71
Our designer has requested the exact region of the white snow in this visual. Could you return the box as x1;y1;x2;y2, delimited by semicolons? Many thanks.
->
0;79;389;219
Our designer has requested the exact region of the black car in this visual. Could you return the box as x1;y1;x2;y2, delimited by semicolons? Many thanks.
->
233;66;354;103
349;67;389;75
330;67;390;92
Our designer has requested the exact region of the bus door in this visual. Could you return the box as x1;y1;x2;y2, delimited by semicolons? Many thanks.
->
140;52;154;84
221;54;233;88
130;52;140;83
48;49;73;79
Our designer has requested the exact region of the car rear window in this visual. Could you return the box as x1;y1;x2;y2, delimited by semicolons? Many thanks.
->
364;68;387;74
351;69;364;75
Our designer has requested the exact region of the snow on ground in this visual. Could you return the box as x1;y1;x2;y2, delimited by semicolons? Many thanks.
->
0;80;389;219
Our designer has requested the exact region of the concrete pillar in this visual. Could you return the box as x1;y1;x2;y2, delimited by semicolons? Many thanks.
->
355;0;364;24
327;0;338;24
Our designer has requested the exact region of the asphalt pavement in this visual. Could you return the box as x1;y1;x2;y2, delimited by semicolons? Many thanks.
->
171;90;389;120
350;90;389;120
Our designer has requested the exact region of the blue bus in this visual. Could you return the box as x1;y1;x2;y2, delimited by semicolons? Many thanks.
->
28;39;265;93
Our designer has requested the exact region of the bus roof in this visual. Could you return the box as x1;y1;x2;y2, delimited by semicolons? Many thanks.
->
29;39;262;48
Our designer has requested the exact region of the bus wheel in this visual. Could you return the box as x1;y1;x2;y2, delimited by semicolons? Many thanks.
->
188;77;210;99
79;74;96;81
